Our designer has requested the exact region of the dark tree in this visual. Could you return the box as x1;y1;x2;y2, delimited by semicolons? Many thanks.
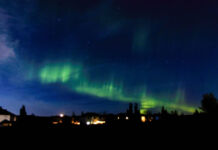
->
127;103;133;115
201;93;218;114
20;105;27;116
193;109;199;115
161;106;168;115
171;110;178;116
134;103;140;115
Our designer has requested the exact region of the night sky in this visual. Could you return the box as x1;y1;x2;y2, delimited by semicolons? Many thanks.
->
0;0;218;116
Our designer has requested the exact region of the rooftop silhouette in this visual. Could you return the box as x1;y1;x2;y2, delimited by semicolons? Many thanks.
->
0;93;218;129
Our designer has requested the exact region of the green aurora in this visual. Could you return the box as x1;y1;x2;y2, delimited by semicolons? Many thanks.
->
28;62;197;114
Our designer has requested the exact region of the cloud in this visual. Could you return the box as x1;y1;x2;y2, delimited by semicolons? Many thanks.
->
0;34;16;63
0;7;16;63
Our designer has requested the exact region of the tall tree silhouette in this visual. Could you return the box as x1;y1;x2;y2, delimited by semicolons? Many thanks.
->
20;105;27;116
201;93;218;114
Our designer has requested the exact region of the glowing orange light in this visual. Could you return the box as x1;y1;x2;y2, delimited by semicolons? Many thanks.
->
52;121;59;125
93;120;106;125
74;121;80;125
72;120;80;125
141;116;146;123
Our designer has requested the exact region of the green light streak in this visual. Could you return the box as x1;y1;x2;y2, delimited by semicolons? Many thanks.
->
75;81;126;101
36;62;197;114
74;81;196;113
39;63;81;84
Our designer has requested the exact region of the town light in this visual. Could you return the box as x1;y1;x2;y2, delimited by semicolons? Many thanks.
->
59;113;64;118
86;121;91;125
74;121;80;125
72;120;80;125
141;116;146;123
93;120;106;125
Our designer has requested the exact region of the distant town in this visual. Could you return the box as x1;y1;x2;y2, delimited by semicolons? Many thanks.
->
1;93;218;129
0;103;147;128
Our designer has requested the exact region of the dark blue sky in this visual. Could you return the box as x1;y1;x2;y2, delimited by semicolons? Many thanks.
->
0;0;218;115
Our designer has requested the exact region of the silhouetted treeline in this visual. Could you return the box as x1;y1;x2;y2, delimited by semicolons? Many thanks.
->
2;93;218;129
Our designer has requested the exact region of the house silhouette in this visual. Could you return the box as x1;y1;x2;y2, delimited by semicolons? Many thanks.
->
0;107;16;126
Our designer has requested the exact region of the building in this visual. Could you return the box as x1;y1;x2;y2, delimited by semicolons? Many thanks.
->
0;107;16;126
80;113;106;125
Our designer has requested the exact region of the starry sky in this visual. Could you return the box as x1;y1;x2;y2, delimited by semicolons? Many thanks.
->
0;0;218;116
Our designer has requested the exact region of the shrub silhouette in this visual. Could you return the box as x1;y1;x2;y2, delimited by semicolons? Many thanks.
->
201;93;218;114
